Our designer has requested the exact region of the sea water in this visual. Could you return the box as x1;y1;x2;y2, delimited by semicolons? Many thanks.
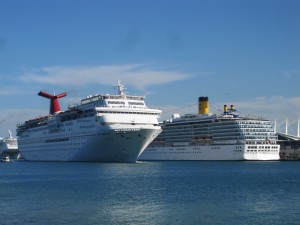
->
1;161;300;225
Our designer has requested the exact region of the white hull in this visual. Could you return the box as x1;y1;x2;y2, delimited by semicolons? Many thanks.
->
0;144;18;156
20;128;161;163
0;131;18;156
17;81;162;163
139;144;280;161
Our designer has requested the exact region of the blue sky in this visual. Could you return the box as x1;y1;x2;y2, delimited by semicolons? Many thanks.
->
0;0;300;136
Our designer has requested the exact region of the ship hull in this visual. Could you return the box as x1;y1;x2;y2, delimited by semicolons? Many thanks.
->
0;137;19;159
16;81;162;163
19;128;161;163
138;144;280;161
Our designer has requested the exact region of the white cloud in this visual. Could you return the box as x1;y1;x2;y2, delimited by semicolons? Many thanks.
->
19;64;192;92
229;96;300;120
156;96;300;121
282;70;300;78
0;108;47;136
0;87;23;96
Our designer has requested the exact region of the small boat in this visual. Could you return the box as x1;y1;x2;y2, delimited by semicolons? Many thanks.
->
1;155;12;163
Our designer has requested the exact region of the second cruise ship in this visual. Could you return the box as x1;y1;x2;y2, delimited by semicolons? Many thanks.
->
139;97;280;161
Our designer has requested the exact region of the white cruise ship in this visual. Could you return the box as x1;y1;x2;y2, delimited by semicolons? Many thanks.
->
0;130;18;157
139;97;280;161
17;81;162;162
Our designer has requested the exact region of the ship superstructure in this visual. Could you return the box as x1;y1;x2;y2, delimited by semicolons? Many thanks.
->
0;130;19;158
139;97;280;161
17;81;162;162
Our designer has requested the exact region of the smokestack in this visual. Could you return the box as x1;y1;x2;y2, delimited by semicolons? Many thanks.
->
224;105;228;114
38;91;67;115
198;96;209;114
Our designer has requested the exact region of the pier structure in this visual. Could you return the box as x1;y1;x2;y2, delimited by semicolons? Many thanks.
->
273;118;300;137
274;118;300;160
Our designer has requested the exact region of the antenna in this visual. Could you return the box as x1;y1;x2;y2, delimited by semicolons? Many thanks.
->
38;91;67;115
114;79;126;96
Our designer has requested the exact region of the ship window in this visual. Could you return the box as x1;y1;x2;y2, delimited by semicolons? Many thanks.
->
107;101;125;104
129;102;144;105
97;110;159;116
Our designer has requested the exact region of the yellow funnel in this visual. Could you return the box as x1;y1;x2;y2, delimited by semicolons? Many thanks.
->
198;97;209;114
224;105;228;113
